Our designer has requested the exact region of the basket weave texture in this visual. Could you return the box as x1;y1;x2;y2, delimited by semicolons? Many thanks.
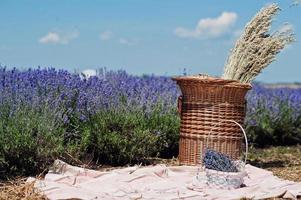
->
172;75;251;165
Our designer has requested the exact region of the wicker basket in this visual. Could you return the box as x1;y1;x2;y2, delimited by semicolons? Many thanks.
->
202;120;248;189
172;75;251;165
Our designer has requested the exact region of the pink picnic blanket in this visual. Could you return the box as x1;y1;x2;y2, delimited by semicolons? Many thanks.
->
29;160;301;200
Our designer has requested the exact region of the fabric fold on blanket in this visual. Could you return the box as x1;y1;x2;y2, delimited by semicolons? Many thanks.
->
30;160;301;200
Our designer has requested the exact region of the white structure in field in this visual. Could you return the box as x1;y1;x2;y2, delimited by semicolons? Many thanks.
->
82;69;97;78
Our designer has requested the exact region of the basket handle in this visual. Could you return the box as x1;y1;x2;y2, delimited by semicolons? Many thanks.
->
204;120;248;165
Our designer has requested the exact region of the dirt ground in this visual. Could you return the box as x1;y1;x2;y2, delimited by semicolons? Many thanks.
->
248;145;301;182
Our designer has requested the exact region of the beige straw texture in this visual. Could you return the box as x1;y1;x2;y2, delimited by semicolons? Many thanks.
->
222;3;295;83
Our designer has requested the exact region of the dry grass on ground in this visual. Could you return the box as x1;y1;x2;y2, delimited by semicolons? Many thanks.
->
0;178;47;200
248;145;301;182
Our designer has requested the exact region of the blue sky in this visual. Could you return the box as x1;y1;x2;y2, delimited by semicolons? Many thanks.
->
0;0;300;82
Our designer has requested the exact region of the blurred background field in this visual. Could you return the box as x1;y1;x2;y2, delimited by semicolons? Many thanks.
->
0;67;300;179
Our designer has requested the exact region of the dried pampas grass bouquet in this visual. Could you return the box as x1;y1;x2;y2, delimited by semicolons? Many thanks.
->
222;3;295;83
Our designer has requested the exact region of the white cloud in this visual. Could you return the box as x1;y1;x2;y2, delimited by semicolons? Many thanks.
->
81;69;97;78
100;31;113;40
39;31;79;45
119;38;133;45
39;32;60;44
174;12;238;39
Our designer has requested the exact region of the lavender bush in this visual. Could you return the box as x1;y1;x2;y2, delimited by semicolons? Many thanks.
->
0;67;300;177
0;67;180;177
246;83;301;146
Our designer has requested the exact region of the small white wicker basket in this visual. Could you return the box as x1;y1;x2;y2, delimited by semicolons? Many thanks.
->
200;120;248;190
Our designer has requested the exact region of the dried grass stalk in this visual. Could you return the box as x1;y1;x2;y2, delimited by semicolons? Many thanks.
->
0;179;47;200
222;3;295;83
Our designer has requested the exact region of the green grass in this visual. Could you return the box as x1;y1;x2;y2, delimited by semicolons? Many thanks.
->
0;104;180;179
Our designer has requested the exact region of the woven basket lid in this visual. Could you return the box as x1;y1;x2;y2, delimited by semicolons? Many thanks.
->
172;74;252;89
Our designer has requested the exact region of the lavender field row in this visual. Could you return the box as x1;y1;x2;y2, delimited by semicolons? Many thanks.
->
0;67;300;177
